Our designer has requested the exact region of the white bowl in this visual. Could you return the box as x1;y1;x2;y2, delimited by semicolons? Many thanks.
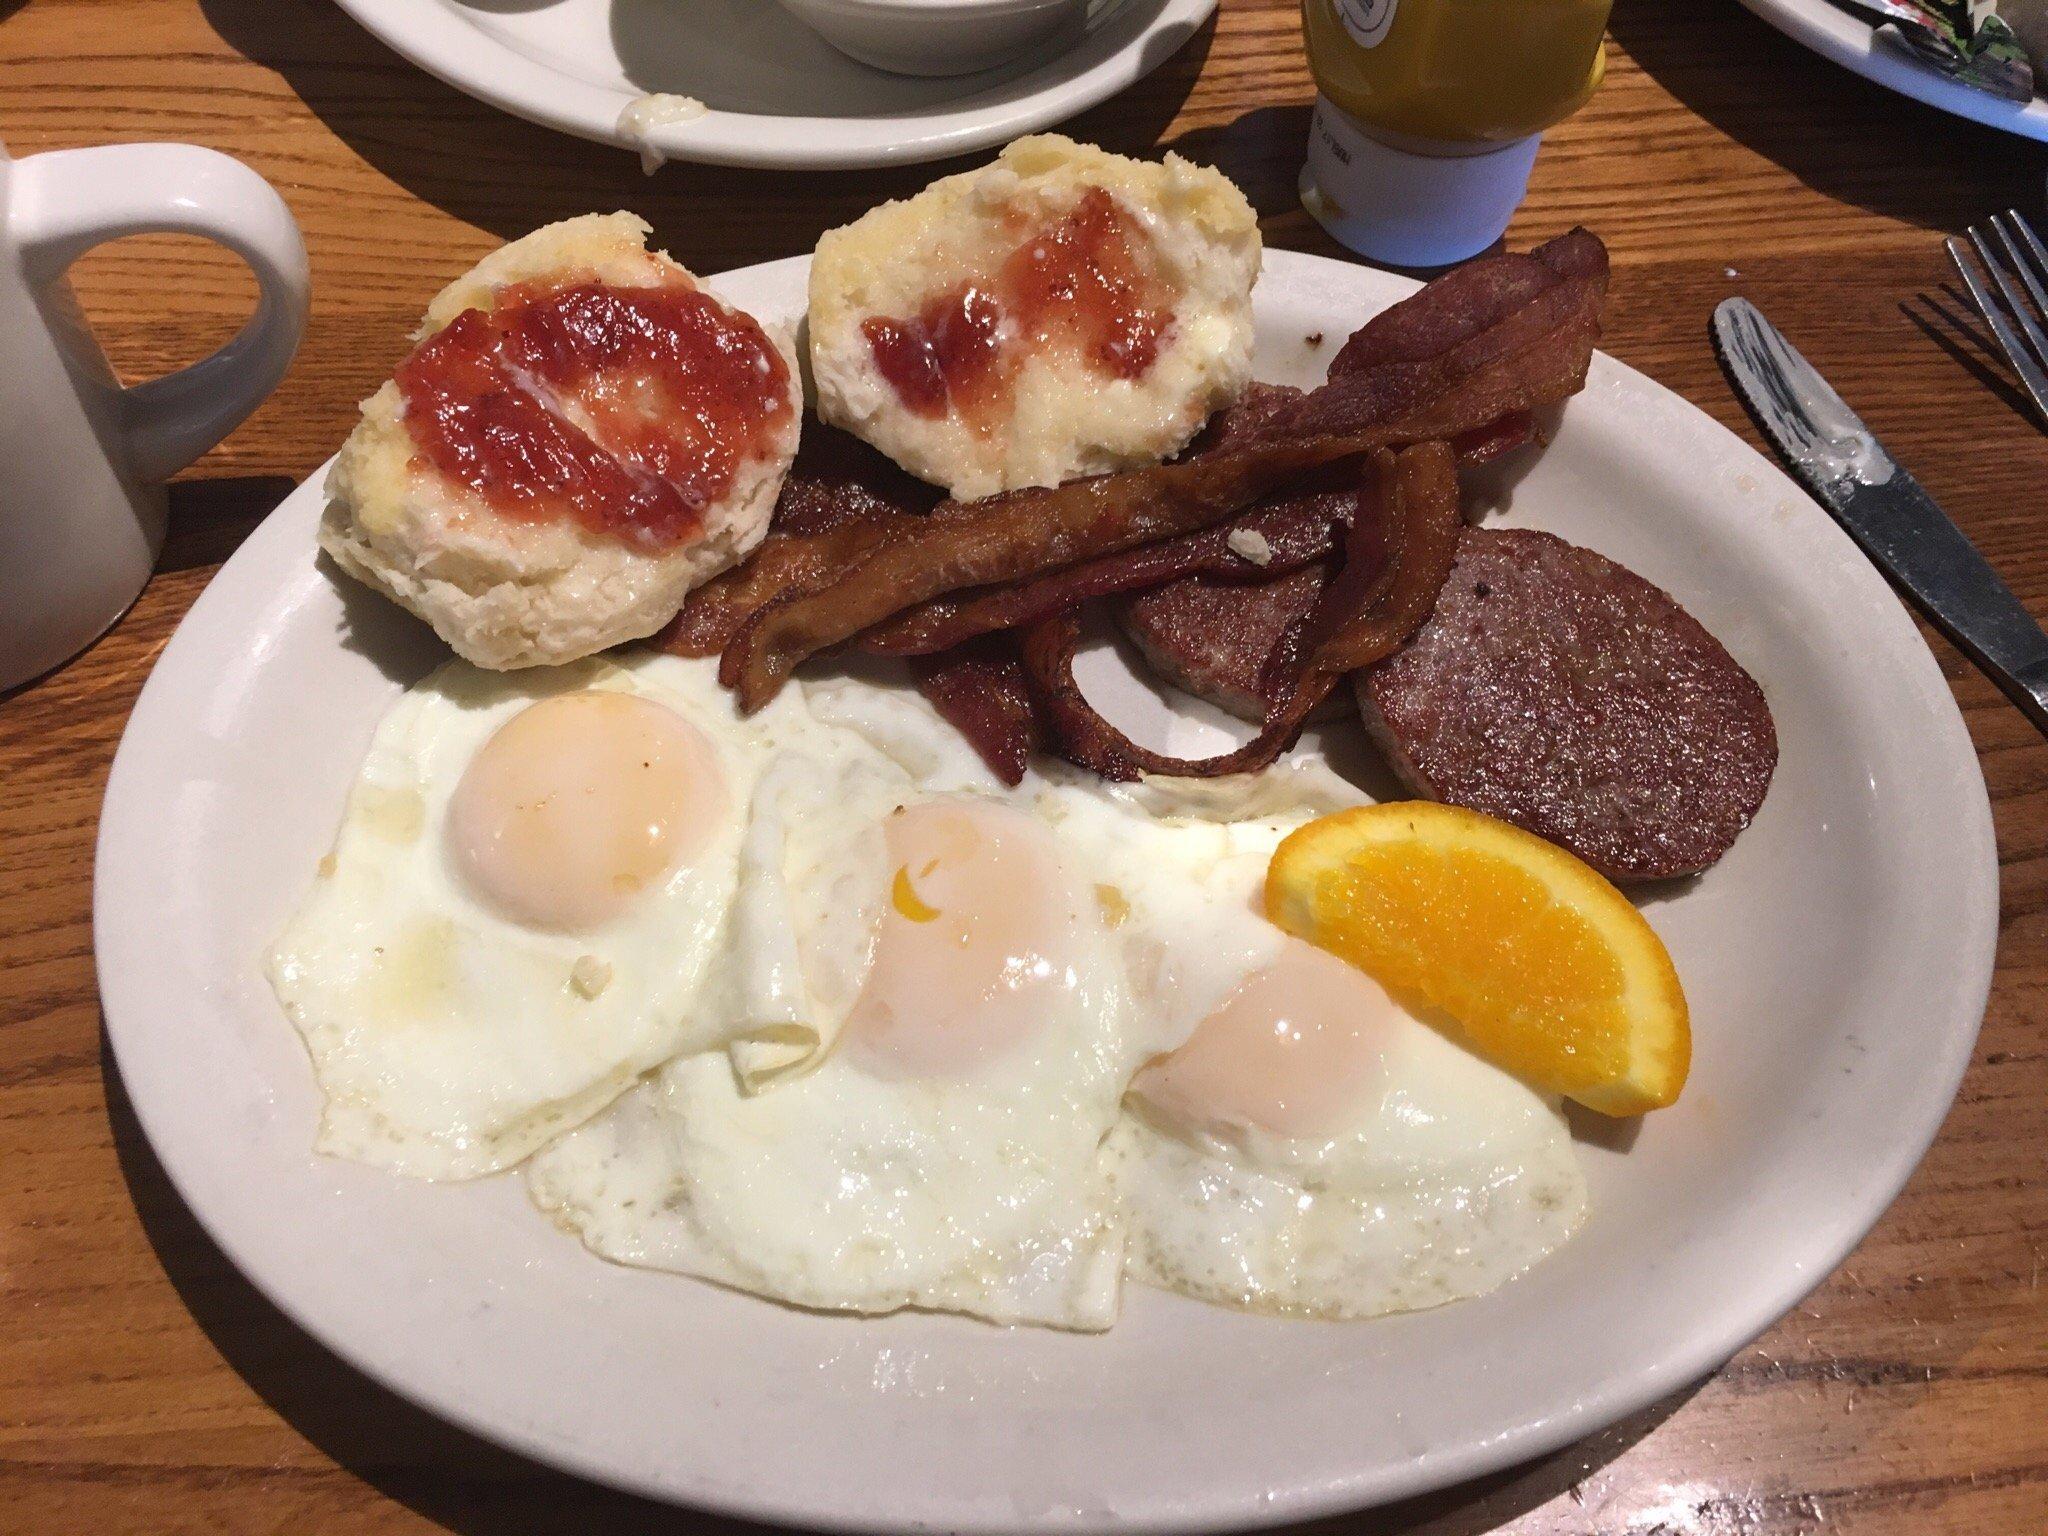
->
775;0;1090;76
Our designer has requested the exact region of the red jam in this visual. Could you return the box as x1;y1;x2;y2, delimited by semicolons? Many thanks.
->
861;286;1004;419
395;278;792;550
862;188;1175;424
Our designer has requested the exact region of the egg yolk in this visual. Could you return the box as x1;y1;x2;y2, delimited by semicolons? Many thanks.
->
1131;941;1396;1140
841;800;1082;1079
446;690;723;933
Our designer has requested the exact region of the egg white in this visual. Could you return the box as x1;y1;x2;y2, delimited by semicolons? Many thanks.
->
269;651;929;1180
527;981;1133;1329
1057;772;1589;1320
524;696;1155;1335
274;645;1588;1325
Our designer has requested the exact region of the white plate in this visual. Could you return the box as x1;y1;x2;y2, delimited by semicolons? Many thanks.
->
331;0;1219;170
95;249;1997;1531
1736;0;2048;140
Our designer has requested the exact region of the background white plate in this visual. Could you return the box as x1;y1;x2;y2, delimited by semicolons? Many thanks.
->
95;250;1997;1531
331;0;1219;170
1736;0;2048;141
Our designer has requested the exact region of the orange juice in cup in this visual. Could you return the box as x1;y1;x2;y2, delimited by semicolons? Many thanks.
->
1300;0;1611;266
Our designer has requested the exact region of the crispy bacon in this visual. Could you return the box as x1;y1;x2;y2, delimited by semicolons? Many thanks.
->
1196;379;1314;448
719;436;1375;710
719;387;1552;708
658;423;935;657
861;470;1360;656
908;635;1040;786
1274;314;1597;445
1288;443;1466;676
663;512;904;657
1451;410;1535;465
1329;227;1607;380
1251;230;1607;447
719;230;1606;713
1023;443;1463;780
860;407;1534;660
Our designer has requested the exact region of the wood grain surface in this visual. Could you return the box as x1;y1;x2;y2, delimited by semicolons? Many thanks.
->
2;0;2044;1530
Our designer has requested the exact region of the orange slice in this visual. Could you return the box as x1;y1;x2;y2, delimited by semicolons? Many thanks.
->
1264;802;1689;1115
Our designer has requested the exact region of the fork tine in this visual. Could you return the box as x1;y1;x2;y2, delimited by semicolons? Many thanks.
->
1967;225;2048;377
2006;209;2048;296
1948;236;2048;424
1991;213;2048;326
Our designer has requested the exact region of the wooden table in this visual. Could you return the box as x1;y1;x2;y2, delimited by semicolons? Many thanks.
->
3;0;2044;1529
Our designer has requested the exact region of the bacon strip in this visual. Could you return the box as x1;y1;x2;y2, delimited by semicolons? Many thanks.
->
1275;311;1598;445
861;474;1359;656
1196;379;1314;448
720;436;1370;709
1023;443;1462;780
862;408;1533;659
1291;443;1466;676
909;636;1040;786
679;412;1528;664
1255;231;1607;447
1330;227;1607;380
720;389;1549;709
664;513;905;657
658;423;936;657
720;231;1606;712
1452;410;1535;465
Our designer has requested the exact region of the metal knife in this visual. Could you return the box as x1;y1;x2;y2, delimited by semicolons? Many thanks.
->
1714;296;2048;735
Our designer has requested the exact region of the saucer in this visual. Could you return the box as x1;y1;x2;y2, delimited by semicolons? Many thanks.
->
334;0;1220;170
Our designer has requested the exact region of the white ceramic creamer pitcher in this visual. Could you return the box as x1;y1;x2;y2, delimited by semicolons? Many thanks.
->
0;141;308;691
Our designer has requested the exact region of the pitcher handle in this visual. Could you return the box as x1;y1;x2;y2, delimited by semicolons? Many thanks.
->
13;143;309;484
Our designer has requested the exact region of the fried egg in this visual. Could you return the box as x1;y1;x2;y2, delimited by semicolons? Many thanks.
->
275;642;1585;1325
1059;776;1589;1320
267;653;948;1180
267;656;768;1178
529;704;1146;1330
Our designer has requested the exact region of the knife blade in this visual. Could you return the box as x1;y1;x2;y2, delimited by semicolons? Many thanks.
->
1713;295;2048;735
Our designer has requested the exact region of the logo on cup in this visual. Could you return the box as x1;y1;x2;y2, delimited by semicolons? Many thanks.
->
1334;0;1398;48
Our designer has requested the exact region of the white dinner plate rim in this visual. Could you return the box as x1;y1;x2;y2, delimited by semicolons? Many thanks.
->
330;0;1222;170
94;247;1998;1531
1734;0;2048;141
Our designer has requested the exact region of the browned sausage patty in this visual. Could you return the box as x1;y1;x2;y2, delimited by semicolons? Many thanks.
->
1118;564;1351;724
1357;527;1776;881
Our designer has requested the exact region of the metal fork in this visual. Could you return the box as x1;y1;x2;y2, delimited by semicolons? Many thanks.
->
1947;211;2048;425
